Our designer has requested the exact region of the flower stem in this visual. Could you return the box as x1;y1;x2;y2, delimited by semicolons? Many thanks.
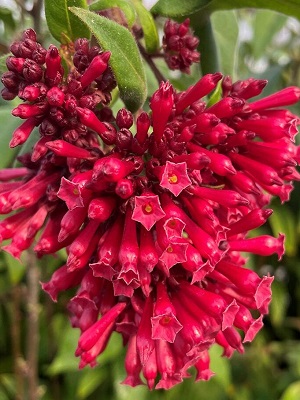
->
25;250;41;400
138;42;166;84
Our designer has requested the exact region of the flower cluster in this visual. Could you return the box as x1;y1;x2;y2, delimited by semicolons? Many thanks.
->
1;29;116;150
162;18;200;74
1;29;300;390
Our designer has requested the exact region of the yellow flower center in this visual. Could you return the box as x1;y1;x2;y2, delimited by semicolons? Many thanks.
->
168;174;178;184
160;315;171;325
167;245;173;253
143;203;153;214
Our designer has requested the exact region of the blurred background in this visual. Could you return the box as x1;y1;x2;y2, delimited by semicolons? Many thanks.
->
0;1;300;399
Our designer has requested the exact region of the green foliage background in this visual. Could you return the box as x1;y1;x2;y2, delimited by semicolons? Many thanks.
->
0;1;300;399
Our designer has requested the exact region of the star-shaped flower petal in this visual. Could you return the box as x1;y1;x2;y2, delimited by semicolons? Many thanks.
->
163;217;186;241
160;161;192;196
57;177;84;210
132;193;166;231
151;313;183;343
159;241;188;270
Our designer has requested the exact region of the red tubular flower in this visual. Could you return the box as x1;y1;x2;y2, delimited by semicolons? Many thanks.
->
1;30;300;389
150;81;174;143
132;192;165;230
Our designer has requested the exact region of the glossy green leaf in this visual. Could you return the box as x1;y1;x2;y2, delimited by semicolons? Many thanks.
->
280;381;300;400
152;0;300;20
131;0;159;53
69;7;147;112
207;0;300;20
45;0;90;44
151;0;213;17
252;10;287;60
211;10;239;77
90;0;136;28
269;203;297;257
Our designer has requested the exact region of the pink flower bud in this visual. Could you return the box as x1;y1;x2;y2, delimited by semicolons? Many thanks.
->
9;117;37;148
12;102;48;119
237;117;297;142
6;56;25;73
45;140;91;159
150;81;174;143
229;233;285;260
76;302;126;355
45;45;63;81
176;73;223;114
67;219;101;266
22;59;43;82
118;208;139;285
229;152;284;186
115;178;135;199
88;196;116;222
41;264;86;301
97;217;124;268
190;185;249;208
194;147;237;178
136;112;151;144
122;335;144;387
228;208;273;236
206;97;245;118
249;86;300;111
46;86;65;106
80;52;110;88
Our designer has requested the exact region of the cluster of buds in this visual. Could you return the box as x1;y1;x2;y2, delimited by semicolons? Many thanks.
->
1;29;116;151
1;29;300;390
162;18;200;74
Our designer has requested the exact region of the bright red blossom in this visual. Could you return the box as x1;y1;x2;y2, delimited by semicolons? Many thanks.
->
1;29;300;390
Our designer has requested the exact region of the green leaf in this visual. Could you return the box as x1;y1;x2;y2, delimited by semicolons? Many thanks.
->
3;252;25;286
76;368;107;399
207;0;300;20
151;0;213;17
211;10;239;78
0;7;16;30
47;319;80;375
191;16;219;75
269;203;297;257
269;281;289;327
280;381;300;400
209;344;232;388
131;0;159;53
0;107;22;169
69;7;147;112
252;10;287;60
152;0;300;20
90;0;136;28
45;0;90;44
0;54;9;75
